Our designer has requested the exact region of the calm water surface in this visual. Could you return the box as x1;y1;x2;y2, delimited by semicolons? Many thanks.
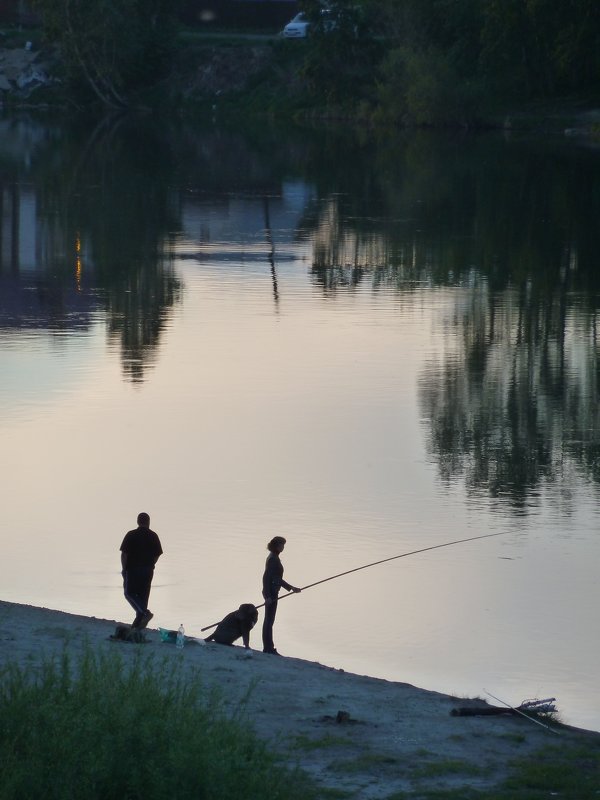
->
1;115;599;730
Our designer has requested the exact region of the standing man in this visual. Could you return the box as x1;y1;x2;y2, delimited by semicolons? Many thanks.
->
120;512;163;629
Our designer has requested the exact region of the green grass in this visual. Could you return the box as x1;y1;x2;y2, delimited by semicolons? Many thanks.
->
2;647;594;800
501;741;600;799
496;732;527;746
329;751;400;774
289;733;354;752
0;648;318;800
384;790;483;800
383;739;600;799
410;759;486;779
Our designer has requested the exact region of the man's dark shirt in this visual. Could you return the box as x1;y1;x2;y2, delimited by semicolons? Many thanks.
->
120;527;163;570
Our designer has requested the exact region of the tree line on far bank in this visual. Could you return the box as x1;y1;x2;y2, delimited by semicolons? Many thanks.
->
300;0;600;124
31;0;600;123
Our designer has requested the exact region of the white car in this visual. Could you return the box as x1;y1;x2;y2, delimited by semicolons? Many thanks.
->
282;12;310;38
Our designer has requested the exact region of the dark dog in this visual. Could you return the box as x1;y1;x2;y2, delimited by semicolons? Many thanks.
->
204;603;258;648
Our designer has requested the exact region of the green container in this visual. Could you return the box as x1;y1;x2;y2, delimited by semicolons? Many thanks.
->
159;627;177;644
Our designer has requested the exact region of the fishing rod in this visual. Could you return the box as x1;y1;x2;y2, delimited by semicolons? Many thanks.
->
200;530;510;632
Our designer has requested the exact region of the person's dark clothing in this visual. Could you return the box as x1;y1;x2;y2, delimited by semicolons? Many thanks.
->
123;566;154;624
120;527;163;569
205;604;258;647
120;526;162;627
262;552;292;653
262;598;279;653
262;552;292;601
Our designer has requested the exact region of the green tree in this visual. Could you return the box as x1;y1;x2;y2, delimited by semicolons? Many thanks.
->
299;0;382;108
33;0;178;107
480;0;600;98
373;0;486;125
373;0;600;119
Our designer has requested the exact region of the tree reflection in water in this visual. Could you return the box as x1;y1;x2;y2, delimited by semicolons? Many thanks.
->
419;283;599;510
1;118;598;501
0;114;181;383
301;133;600;509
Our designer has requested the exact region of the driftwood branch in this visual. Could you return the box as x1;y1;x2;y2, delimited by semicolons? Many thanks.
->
452;705;514;717
452;697;557;719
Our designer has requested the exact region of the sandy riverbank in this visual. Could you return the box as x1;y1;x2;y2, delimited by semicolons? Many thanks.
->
0;600;597;798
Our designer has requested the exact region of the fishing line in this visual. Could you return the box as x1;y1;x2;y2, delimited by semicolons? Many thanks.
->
200;530;511;632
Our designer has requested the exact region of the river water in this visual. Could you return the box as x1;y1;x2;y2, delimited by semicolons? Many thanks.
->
1;114;599;731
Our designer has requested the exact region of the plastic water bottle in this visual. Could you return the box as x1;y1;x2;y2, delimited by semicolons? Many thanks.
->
176;624;185;650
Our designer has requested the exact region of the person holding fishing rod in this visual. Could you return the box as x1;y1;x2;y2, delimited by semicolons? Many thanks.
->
200;530;512;646
262;536;301;655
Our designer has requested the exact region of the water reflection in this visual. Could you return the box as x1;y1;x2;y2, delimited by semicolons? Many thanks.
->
1;114;599;728
1;115;599;491
419;284;600;510
0;114;181;382
306;134;600;293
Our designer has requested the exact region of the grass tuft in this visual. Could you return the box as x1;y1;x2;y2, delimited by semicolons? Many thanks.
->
502;741;600;799
0;647;317;800
289;733;353;752
410;759;486;779
329;751;400;774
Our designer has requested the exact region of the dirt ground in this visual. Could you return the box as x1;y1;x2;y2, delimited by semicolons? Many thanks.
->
0;600;596;799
